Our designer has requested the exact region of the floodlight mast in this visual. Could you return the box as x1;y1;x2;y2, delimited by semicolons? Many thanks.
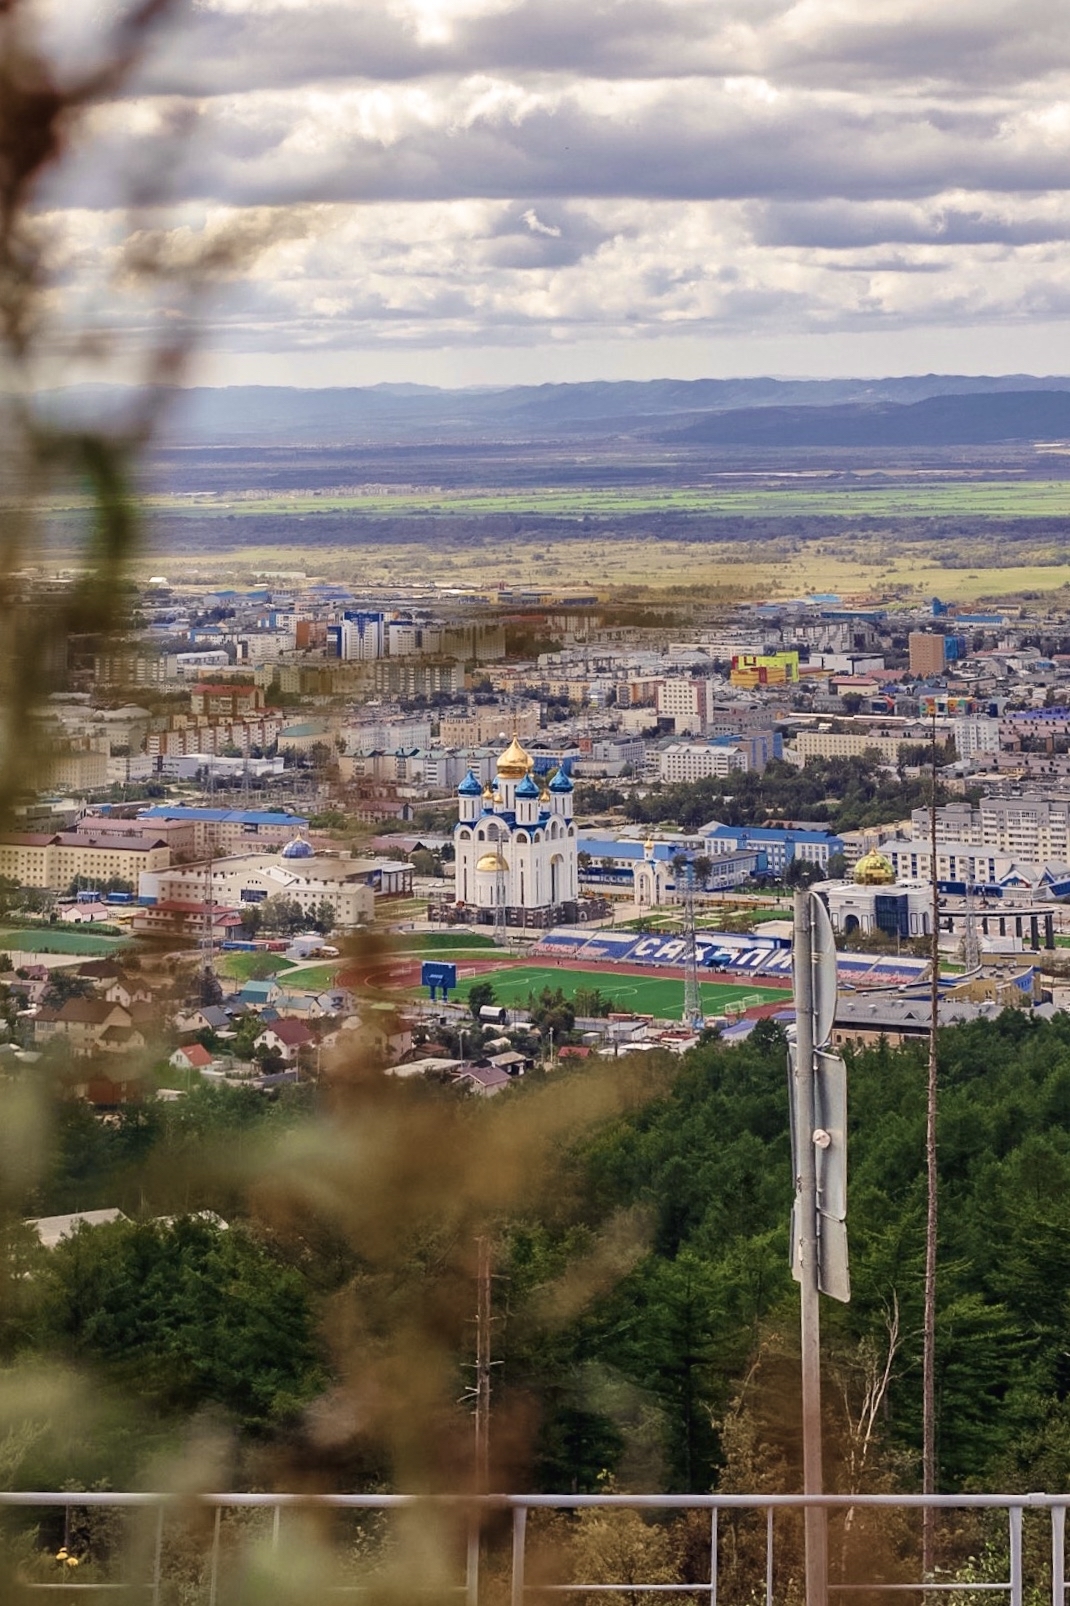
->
680;856;703;1029
793;891;828;1606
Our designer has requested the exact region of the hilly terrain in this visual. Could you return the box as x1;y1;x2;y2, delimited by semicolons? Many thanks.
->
44;374;1070;448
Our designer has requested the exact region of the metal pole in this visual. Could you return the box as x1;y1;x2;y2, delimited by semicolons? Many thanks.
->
793;891;827;1606
511;1505;527;1606
1009;1506;1023;1606
709;1507;718;1606
466;1512;481;1606
1052;1504;1065;1606
923;711;940;1578
475;1237;492;1492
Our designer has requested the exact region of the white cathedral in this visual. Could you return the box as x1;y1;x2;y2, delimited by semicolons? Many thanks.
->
454;735;578;922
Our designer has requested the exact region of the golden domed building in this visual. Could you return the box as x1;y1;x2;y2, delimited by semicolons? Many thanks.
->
454;734;578;923
817;846;934;941
853;848;896;885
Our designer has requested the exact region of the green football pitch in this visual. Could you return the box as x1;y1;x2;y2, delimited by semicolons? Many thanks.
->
0;927;127;956
478;964;789;1018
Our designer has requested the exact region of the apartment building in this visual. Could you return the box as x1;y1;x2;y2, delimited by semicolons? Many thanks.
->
794;730;907;764
0;830;171;890
658;743;748;782
909;796;1070;861
908;632;967;676
439;703;541;746
189;683;264;719
656;678;710;734
953;716;1001;758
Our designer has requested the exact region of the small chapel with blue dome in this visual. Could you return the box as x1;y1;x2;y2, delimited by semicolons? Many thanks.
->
454;735;578;922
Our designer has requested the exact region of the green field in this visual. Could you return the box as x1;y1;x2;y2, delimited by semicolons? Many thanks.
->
0;927;127;956
283;962;341;992
398;932;497;953
128;480;1070;521
218;952;296;982
477;964;788;1019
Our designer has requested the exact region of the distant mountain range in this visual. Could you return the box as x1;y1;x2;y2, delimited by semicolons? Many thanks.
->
42;374;1070;448
659;390;1070;448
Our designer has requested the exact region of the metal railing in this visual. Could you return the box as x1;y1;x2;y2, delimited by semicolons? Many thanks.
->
1;1490;1067;1605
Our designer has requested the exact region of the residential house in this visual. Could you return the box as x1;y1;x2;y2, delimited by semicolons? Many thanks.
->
170;1043;215;1075
254;1018;315;1063
36;999;134;1055
237;978;282;1011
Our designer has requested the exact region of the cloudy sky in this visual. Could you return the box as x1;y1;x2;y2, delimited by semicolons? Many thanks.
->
32;0;1070;385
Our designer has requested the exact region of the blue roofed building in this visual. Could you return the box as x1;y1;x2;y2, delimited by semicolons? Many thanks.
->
701;820;845;875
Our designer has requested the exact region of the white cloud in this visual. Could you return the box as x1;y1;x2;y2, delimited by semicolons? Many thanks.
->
30;0;1070;378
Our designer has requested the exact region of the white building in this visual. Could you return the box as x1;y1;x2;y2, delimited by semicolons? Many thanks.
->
658;743;747;783
910;796;1070;862
340;612;385;660
952;716;1001;759
142;839;377;928
454;736;578;918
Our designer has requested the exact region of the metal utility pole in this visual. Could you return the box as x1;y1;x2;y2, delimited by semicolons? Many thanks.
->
792;893;828;1606
922;714;940;1576
474;1236;492;1491
790;890;848;1606
680;857;703;1029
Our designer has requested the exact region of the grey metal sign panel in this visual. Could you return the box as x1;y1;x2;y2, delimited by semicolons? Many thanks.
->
817;1215;850;1303
814;1050;847;1222
810;892;838;1049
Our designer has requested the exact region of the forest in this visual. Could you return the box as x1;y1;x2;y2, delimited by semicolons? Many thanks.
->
5;1007;1070;1506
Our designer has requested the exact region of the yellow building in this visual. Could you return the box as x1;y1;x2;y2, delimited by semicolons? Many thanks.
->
0;831;171;891
729;652;800;688
793;730;907;764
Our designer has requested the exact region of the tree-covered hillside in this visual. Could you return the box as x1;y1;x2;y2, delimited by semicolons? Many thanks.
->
7;1012;1070;1500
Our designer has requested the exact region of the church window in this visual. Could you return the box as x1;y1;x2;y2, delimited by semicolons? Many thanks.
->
459;830;471;841
515;831;529;844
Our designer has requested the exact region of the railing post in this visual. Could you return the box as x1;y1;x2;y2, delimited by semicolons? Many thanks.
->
766;1506;775;1606
272;1502;281;1551
511;1505;527;1606
466;1509;480;1606
151;1503;164;1606
709;1506;718;1606
1053;1505;1066;1606
1010;1505;1023;1606
208;1506;222;1606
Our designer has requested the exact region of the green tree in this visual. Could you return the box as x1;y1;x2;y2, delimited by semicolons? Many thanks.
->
528;987;576;1041
40;1216;324;1432
41;972;94;1010
467;980;497;1019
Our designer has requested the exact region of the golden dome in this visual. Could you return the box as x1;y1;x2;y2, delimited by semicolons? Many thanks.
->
476;851;509;873
496;733;533;780
854;848;895;885
482;783;494;799
644;838;656;855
